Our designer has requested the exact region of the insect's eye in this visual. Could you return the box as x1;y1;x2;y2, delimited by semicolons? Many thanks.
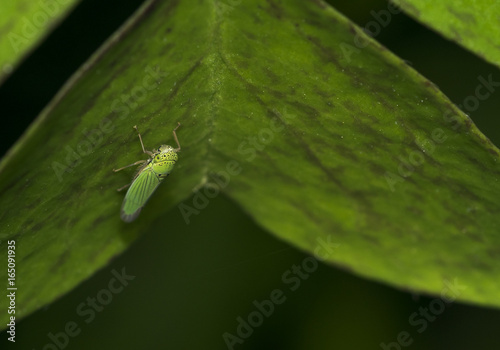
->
157;147;161;152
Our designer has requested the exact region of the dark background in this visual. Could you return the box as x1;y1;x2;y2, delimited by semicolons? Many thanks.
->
1;0;499;349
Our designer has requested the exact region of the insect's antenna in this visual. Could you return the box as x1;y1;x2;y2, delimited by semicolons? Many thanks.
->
133;125;149;154
173;122;181;151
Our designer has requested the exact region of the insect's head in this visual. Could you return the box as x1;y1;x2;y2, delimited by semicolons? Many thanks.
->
157;145;174;153
154;144;179;162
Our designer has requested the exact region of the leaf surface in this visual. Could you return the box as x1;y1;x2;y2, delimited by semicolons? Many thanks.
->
0;0;80;83
392;0;500;68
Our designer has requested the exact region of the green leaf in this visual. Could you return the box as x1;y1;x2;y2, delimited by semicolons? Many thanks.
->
392;0;500;68
1;0;500;327
0;0;80;84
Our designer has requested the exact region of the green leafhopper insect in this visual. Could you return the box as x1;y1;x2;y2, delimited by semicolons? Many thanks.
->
113;123;181;222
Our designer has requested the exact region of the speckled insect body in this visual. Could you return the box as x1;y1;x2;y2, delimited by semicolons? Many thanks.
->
113;123;181;223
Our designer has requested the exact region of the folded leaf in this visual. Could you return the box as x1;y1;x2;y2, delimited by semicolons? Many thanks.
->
1;0;500;328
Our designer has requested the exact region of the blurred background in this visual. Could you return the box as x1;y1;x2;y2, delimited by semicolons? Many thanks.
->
1;0;499;349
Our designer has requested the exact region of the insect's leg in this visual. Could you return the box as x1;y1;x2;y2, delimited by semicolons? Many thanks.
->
133;125;154;156
117;183;131;192
113;160;147;172
172;122;181;152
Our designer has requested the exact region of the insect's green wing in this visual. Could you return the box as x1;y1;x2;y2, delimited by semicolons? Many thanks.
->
121;167;162;222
